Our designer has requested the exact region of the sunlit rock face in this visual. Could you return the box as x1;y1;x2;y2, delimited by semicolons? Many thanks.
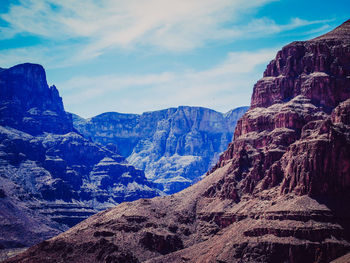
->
73;106;248;194
8;19;350;263
0;63;158;249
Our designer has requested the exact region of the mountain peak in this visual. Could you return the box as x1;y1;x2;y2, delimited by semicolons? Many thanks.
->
0;63;73;135
312;19;350;42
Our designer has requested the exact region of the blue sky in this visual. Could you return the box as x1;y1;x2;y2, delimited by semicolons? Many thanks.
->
0;0;349;118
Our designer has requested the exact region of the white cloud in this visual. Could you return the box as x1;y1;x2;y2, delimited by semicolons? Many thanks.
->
0;1;334;117
58;48;277;117
0;0;329;64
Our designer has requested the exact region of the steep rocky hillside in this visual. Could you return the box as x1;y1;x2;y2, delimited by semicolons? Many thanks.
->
0;64;158;249
5;19;350;263
73;106;248;194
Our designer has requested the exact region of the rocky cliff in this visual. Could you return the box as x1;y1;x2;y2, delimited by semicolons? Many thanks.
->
0;64;158;249
5;20;350;263
0;63;73;135
73;106;248;194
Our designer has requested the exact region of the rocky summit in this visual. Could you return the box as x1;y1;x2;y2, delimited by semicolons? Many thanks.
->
0;63;73;135
7;19;350;263
0;63;158;250
73;106;248;194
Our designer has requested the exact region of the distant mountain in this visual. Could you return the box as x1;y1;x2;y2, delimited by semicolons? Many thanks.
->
0;63;158;249
12;19;350;263
72;106;248;194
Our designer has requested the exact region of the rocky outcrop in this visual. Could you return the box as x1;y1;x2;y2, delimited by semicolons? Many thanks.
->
5;20;350;263
209;19;350;200
0;63;73;135
0;64;158;250
251;21;350;111
73;106;248;194
280;104;350;196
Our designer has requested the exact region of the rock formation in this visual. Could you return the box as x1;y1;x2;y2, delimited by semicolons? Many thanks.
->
0;64;158;250
5;20;350;263
73;106;248;194
0;63;73;135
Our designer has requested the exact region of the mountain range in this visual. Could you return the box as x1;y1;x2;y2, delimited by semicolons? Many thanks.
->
0;63;245;253
72;106;247;194
0;64;158;249
5;18;350;263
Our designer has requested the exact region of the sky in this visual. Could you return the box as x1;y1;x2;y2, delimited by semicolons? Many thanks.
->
0;0;349;118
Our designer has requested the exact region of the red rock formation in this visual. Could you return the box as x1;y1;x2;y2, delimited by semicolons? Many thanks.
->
210;19;350;199
5;19;350;263
251;19;350;111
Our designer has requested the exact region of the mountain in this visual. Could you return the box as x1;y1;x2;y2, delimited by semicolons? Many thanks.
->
72;106;248;194
0;63;158;250
0;63;73;135
7;19;350;263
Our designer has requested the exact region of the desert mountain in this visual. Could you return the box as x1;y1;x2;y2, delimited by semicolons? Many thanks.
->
0;64;158;249
5;19;350;263
73;106;248;194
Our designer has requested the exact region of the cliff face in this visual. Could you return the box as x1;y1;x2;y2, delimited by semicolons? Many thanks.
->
72;112;140;157
73;106;248;194
209;19;350;200
0;64;158;249
6;20;350;263
0;63;73;135
251;20;350;111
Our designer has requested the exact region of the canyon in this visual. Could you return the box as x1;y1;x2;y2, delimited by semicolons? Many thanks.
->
73;106;247;194
0;64;158;250
5;19;350;263
0;63;245;254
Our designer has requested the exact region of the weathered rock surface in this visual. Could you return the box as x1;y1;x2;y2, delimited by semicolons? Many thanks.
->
0;64;158;250
5;20;350;263
73;106;248;194
251;20;350;111
0;63;73;135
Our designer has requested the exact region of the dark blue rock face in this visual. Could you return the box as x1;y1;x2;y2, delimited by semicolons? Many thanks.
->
0;63;73;135
0;63;158;249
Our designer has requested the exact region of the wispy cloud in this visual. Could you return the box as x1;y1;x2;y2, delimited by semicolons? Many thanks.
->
0;0;329;65
0;1;336;117
58;48;277;117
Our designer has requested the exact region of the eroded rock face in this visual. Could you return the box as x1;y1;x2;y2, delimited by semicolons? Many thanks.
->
209;19;350;199
0;63;73;135
5;20;350;263
73;106;248;194
0;64;158;250
251;35;350;111
0;129;158;246
280;109;350;196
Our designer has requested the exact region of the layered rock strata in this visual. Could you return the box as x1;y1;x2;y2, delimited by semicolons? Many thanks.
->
73;106;248;194
6;19;350;263
0;64;158;249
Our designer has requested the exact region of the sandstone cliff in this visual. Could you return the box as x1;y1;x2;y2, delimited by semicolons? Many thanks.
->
5;20;350;263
